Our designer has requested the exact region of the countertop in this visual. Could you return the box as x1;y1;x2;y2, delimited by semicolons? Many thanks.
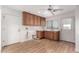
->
37;29;60;31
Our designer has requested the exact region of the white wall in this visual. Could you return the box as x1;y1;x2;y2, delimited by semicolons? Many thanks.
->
20;26;43;42
46;10;75;43
1;6;43;46
1;6;22;46
75;6;79;52
0;6;1;52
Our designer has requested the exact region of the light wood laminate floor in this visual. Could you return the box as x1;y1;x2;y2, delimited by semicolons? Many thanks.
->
2;39;75;53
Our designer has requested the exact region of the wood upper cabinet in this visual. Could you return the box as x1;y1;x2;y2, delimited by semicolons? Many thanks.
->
35;15;41;26
22;12;27;25
30;14;34;25
34;15;38;26
27;13;31;25
37;16;41;26
41;18;46;26
22;12;46;26
23;12;30;25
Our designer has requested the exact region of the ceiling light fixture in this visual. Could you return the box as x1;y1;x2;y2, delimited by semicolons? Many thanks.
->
38;12;40;13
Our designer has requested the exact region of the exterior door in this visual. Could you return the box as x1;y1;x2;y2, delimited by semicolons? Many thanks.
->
61;17;75;43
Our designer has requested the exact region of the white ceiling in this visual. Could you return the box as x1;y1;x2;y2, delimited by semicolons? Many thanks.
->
5;5;76;18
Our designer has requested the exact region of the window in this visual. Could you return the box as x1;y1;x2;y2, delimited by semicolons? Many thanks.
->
62;18;72;30
63;24;71;30
46;21;52;29
52;20;59;29
46;20;59;29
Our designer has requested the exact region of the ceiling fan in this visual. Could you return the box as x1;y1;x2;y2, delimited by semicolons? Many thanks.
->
47;5;63;15
29;5;63;16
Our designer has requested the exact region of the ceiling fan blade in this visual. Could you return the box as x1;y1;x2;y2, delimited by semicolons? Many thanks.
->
53;9;63;12
49;10;55;15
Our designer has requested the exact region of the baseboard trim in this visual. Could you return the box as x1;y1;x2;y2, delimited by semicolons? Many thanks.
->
60;40;75;44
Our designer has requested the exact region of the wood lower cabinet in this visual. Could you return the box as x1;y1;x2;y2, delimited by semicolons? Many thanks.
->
37;31;60;41
44;31;54;40
37;31;44;39
44;31;47;39
53;31;60;41
49;31;54;40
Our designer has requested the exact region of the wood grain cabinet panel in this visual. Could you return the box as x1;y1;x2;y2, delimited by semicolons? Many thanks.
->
37;31;60;41
27;13;30;25
44;31;49;39
44;31;47;39
41;18;46;26
35;16;38;26
23;12;46;26
46;31;53;40
53;31;60;41
23;12;27;25
30;14;34;26
32;15;36;26
49;32;54;40
37;16;41;26
47;31;50;39
37;31;44;39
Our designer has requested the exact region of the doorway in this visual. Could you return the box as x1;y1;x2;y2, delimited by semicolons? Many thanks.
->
61;17;75;43
1;14;20;47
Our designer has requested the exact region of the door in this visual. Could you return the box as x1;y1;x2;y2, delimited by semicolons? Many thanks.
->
1;15;20;46
1;15;8;46
61;17;75;43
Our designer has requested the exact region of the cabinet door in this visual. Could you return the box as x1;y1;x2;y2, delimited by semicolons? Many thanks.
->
48;31;52;39
50;32;54;40
43;18;46;26
26;13;30;25
40;18;43;26
44;31;48;39
34;15;37;26
37;16;41;26
39;17;41;26
23;12;32;26
37;31;44;39
53;31;59;41
23;12;27;25
44;31;47;39
41;18;46;26
30;14;34;26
